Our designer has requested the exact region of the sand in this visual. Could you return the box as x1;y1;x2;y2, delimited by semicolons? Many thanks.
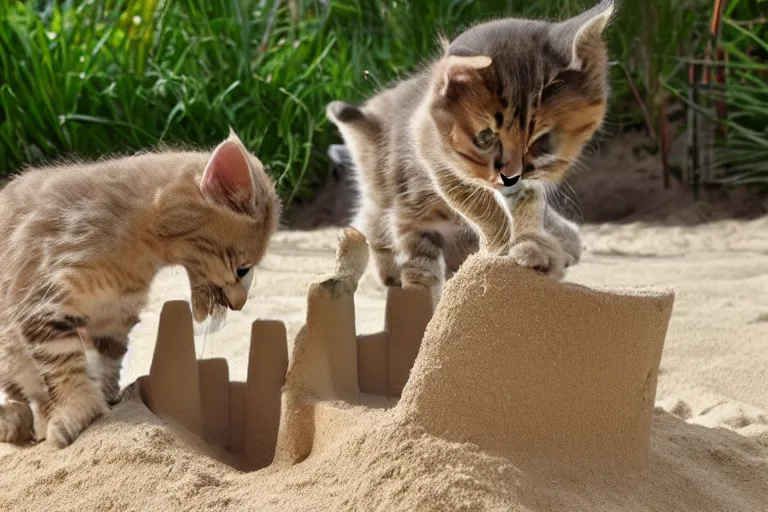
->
1;218;768;511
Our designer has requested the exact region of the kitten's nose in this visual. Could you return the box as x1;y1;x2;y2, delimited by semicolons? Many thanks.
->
499;173;520;187
495;159;522;187
224;283;248;311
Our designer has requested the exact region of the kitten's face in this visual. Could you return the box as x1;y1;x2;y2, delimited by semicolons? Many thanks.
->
154;132;280;323
429;2;613;190
185;218;273;324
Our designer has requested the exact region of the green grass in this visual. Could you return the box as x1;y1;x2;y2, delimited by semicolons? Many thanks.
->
1;0;766;205
703;0;768;189
660;0;768;191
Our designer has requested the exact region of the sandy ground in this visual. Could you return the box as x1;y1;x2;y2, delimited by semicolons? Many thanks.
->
1;219;767;511
123;219;768;428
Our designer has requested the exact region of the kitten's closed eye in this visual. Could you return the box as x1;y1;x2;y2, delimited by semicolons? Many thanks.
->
472;128;497;151
541;79;566;105
529;133;552;155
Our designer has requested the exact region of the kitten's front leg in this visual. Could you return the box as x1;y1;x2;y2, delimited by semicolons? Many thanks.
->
0;394;33;443
353;203;401;287
430;168;513;255
395;222;446;305
0;332;39;443
504;183;568;280
92;335;129;406
23;313;107;448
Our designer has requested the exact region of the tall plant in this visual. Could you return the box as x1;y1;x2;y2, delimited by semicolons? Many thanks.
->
665;0;768;192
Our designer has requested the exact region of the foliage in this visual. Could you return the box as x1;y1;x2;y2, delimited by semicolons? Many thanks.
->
0;0;766;204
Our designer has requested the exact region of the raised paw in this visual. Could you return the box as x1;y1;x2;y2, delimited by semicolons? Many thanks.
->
508;234;567;280
46;397;107;448
0;400;34;444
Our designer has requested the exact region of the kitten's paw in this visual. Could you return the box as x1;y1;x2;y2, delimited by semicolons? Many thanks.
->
0;400;34;444
46;397;107;448
557;228;583;269
562;244;582;269
370;248;401;287
401;265;444;309
508;234;567;280
382;274;402;287
103;383;122;408
401;266;442;290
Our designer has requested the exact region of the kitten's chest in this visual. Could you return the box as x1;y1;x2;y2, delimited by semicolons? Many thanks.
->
79;288;148;337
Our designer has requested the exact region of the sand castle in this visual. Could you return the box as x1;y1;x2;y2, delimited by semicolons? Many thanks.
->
137;227;675;475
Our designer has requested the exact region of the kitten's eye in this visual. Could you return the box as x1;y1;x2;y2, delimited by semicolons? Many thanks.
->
494;112;504;127
472;129;497;150
541;79;566;104
529;133;552;155
236;267;251;279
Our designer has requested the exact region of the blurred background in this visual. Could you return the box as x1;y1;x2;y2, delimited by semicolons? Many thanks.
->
1;0;766;226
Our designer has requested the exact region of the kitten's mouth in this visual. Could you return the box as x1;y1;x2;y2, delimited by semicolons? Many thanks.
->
212;286;233;309
191;284;230;323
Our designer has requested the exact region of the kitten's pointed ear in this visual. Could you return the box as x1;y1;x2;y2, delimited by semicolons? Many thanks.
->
201;133;255;206
555;0;615;71
437;55;492;99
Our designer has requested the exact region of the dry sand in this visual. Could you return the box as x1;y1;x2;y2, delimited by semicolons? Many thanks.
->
1;218;768;511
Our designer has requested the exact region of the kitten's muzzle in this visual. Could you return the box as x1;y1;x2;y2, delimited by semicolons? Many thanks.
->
220;283;248;311
495;159;522;187
211;285;246;311
499;173;520;187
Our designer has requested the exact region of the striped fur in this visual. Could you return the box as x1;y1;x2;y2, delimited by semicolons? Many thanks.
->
327;1;614;299
0;131;280;448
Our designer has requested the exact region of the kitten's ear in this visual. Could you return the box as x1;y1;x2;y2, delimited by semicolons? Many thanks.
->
201;133;255;206
436;55;493;99
554;0;615;71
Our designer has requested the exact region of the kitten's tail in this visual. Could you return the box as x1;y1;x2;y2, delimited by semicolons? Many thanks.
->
326;101;380;136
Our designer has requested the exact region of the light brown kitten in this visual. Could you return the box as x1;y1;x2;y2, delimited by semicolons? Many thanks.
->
0;131;280;448
327;1;614;299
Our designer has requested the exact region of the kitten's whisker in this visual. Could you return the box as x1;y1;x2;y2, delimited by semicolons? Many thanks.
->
560;181;584;222
76;328;87;351
546;182;583;224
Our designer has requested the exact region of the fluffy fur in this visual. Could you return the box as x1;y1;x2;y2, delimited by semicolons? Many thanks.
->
0;131;280;448
327;1;615;300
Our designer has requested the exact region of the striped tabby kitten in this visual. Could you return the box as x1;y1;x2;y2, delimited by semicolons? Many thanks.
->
0;131;280;448
327;1;614;299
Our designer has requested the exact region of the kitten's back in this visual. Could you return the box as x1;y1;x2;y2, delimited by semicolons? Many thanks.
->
0;152;207;249
327;72;432;207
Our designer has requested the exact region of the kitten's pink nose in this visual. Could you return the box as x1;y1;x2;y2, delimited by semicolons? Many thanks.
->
495;159;522;179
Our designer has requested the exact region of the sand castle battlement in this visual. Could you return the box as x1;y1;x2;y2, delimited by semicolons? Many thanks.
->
137;228;675;472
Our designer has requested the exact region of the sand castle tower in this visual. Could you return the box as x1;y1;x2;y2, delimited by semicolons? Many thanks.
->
138;228;674;471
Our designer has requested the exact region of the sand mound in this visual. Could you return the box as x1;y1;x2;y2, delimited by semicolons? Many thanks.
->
400;255;674;465
1;228;767;511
